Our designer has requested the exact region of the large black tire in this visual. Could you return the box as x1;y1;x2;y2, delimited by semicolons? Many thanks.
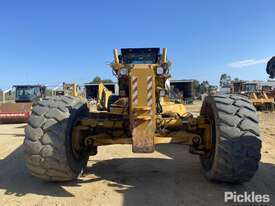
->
200;94;261;184
24;96;89;181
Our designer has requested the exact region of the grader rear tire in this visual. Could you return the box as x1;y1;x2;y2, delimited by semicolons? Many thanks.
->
200;94;261;184
24;96;89;181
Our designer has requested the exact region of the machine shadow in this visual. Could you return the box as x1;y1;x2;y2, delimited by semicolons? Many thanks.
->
0;144;83;197
0;143;274;204
16;124;26;129
86;144;275;206
0;133;25;137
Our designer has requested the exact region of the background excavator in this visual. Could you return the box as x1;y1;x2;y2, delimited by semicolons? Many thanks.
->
96;82;113;111
0;85;46;123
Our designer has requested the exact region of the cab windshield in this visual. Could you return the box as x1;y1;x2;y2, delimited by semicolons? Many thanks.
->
15;86;42;101
120;48;160;64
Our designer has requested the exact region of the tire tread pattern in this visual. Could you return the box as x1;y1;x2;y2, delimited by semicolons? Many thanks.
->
24;96;85;181
201;94;261;183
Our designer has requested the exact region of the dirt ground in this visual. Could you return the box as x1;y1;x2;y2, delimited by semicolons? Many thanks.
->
0;101;274;206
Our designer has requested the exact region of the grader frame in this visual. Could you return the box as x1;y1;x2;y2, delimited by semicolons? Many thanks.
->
72;48;211;154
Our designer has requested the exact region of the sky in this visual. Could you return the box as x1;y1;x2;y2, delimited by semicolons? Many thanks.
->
0;0;275;89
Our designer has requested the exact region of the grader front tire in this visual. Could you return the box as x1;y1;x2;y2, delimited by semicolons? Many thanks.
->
200;95;261;184
24;96;89;181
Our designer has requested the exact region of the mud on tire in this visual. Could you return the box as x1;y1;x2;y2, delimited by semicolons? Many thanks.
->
24;96;89;181
200;94;261;184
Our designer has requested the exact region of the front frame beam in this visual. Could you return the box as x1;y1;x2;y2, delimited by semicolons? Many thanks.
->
72;114;212;155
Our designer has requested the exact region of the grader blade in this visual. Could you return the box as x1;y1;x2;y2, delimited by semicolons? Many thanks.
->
130;66;156;153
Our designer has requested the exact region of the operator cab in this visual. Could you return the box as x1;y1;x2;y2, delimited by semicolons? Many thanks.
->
14;85;46;103
119;48;160;64
112;48;170;99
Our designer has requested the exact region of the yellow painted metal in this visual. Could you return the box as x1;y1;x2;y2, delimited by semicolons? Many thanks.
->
162;102;187;116
159;96;187;116
246;91;274;110
129;65;156;153
70;48;213;155
109;97;128;115
198;122;212;151
87;133;198;146
97;82;112;110
157;117;183;129
71;125;89;157
73;111;211;154
79;117;125;129
233;81;274;110
58;83;83;98
94;138;132;146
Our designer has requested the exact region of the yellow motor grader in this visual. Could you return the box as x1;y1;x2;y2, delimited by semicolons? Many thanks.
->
54;82;83;98
23;48;261;184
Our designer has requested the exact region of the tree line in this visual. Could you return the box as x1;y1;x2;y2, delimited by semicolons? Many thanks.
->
90;76;113;84
219;73;240;88
193;80;218;96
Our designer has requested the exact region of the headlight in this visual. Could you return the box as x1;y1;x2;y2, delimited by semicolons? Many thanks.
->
119;68;128;76
156;67;164;75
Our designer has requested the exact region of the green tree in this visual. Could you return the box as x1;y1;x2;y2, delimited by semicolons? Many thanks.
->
208;85;218;94
219;73;231;87
193;80;200;97
90;76;113;84
193;80;218;96
102;79;113;83
90;76;102;84
199;81;210;94
233;77;240;82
